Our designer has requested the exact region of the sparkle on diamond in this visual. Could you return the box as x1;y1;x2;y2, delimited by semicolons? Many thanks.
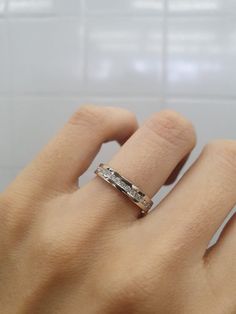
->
99;167;148;206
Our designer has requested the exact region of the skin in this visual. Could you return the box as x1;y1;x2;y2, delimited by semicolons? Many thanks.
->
0;105;236;314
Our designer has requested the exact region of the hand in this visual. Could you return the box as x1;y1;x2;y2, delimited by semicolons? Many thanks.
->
0;105;235;314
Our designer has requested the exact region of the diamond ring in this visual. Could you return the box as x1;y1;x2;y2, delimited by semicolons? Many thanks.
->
95;163;153;217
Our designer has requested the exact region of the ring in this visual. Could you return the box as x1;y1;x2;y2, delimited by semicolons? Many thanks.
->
95;163;153;217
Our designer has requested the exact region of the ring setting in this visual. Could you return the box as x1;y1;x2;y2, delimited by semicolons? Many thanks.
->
95;164;153;217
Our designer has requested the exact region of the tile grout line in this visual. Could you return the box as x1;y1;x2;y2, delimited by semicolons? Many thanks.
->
4;0;12;97
161;0;169;110
4;0;7;16
2;13;236;19
78;0;87;98
1;94;236;102
80;0;91;99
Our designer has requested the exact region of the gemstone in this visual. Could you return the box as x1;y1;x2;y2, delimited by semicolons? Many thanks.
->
120;181;127;189
111;174;116;181
142;199;151;208
129;189;136;197
104;169;111;177
135;193;142;202
115;177;121;184
125;186;131;192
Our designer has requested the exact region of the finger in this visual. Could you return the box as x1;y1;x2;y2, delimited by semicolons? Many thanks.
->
85;110;196;221
6;105;138;196
165;154;190;185
204;212;236;305
205;211;236;261
144;140;236;259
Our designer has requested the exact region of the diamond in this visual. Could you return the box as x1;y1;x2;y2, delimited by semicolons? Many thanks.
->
129;189;136;198
120;181;127;189
125;186;131;193
103;169;112;179
135;193;142;202
111;174;116;181
114;177;121;184
142;199;151;208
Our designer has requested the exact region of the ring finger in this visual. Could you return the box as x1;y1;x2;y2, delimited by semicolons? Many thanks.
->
83;110;196;222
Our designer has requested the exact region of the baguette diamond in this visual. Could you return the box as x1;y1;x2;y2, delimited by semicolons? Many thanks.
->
95;164;153;217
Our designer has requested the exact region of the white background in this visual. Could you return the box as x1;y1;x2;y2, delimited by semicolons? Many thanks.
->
0;0;236;234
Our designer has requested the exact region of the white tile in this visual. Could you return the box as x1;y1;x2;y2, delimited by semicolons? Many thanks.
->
85;18;163;97
165;100;236;156
86;0;164;15
0;0;6;15
7;0;81;16
166;17;236;98
8;97;84;167
0;168;20;192
0;99;13;167
8;19;83;95
54;0;81;15
0;21;10;93
0;97;163;169
168;0;236;15
1;96;163;181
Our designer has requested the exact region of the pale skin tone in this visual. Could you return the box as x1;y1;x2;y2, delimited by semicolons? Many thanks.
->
1;105;236;314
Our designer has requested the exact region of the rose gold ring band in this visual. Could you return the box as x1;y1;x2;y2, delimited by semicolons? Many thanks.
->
95;163;153;217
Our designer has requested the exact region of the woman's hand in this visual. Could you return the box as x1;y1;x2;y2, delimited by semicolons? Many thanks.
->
0;105;235;314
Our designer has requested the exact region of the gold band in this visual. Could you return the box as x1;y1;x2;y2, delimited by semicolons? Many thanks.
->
95;163;153;217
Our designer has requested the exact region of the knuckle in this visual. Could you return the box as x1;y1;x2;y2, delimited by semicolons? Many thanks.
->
69;104;100;127
115;107;136;122
34;230;77;271
105;257;156;307
205;139;236;171
0;191;37;246
69;105;137;139
109;272;145;308
118;109;137;128
146;110;196;148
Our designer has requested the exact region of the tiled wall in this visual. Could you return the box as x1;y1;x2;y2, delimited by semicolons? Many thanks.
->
0;0;236;196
